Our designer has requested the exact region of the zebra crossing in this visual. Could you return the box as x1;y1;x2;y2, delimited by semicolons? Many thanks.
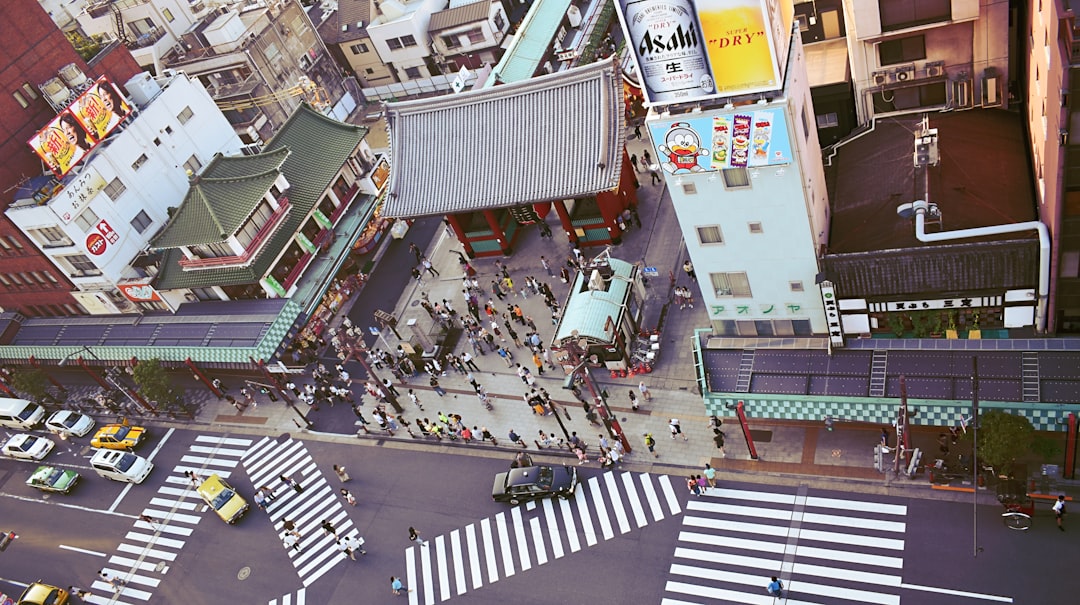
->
242;436;362;590
85;435;253;604
405;471;682;605
663;486;909;605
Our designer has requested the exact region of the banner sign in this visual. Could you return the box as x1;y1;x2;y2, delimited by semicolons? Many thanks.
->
647;109;792;174
27;76;131;179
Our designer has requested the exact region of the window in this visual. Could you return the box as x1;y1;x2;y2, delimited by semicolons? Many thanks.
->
29;226;73;247
443;35;462;49
177;106;194;124
404;67;422;79
43;271;58;283
789;280;804;292
165;125;173;134
163;7;174;21
131;154;149;171
465;28;485;44
681;182;698;195
153;137;161;146
365;68;375;75
184;155;202;174
21;83;37;100
879;35;926;65
801;106;810;140
104;177;127;200
130;210;153;234
748;222;764;234
696;225;723;245
349;42;369;54
387;38;403;50
816;112;839;128
494;10;506;30
0;237;10;251
722;168;750;188
710;272;752;297
6;236;23;249
73;208;100;232
19;272;34;286
879;0;950;31
0;274;8;286
401;34;417;47
8;273;23;285
59;254;101;276
12;90;28;108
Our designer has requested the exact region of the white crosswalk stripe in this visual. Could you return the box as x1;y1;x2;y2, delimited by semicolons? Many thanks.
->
85;434;252;605
664;486;910;604
405;471;681;604
243;436;362;592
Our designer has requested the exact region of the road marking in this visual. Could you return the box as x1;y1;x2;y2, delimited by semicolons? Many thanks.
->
703;487;797;506
188;445;249;456
899;583;1014;602
117;542;175;561
658;475;681;515
622;472;648;528
133;520;192;537
450;529;466;596
802;511;906;533
179;454;240;468
666;580;772;605
682;511;906;550
541;499;564;559
510;505;531;571
686;500;793;522
107;427;174;513
640;472;664;522
805;495;907;516
587;477;614;540
674;546;903;587
108;555;162;573
604;472;631;534
140;509;201;525
670;564;902;605
480;518;498;584
436;534;450;602
124;531;184;549
558;496;581;552
194;435;252;445
464;525;481;590
58;544;107;557
574;482;597;546
90;581;153;600
172;465;232;479
406;545;419;605
529;516;547;566
148;497;197;511
494;512;514;577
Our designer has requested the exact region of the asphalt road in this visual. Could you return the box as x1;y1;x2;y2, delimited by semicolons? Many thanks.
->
1;424;1072;604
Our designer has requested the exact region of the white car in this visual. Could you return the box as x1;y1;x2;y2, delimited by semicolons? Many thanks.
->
90;448;154;484
1;433;55;461
45;410;96;437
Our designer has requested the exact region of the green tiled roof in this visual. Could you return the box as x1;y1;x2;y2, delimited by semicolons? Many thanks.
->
484;0;572;86
154;103;367;290
554;258;636;344
149;148;290;248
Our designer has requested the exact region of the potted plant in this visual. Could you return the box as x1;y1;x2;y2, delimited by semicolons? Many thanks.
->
945;311;959;339
968;311;982;340
888;315;906;338
929;313;944;338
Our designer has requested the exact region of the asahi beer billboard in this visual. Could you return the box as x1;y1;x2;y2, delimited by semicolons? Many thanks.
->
616;0;794;106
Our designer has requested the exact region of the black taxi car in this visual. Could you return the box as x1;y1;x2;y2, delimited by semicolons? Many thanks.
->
492;465;578;505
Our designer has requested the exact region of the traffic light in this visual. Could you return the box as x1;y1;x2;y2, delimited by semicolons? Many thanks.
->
906;448;922;478
874;444;890;473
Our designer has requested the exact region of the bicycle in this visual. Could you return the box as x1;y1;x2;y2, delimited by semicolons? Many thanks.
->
997;478;1034;531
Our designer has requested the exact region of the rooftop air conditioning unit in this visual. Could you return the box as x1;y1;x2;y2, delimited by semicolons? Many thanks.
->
924;61;945;78
40;77;72;107
57;63;89;89
892;65;916;83
872;70;889;85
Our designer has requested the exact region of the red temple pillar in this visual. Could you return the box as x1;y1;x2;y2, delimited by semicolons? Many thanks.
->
445;214;474;257
553;200;578;245
483;209;512;255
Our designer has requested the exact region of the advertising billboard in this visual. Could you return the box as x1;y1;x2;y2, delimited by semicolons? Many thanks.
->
616;0;794;106
647;109;793;174
27;76;131;179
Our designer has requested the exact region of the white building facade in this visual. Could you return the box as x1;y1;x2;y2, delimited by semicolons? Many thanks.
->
5;72;243;314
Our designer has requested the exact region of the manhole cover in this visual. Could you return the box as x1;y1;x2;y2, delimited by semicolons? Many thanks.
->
410;300;420;306
238;566;251;580
749;430;772;443
831;448;843;458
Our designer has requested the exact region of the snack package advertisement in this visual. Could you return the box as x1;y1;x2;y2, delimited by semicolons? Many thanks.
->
648;110;793;174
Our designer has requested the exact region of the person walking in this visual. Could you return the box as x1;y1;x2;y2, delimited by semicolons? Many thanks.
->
1054;495;1067;531
421;257;440;277
479;426;498;445
68;586;93;599
642;148;653;167
767;576;784;597
669;418;688;441
508;429;527;448
333;465;350;482
628;390;639;411
391;576;412;596
283;530;302;552
407;389;425;411
713;429;726;456
703;463;717;489
337;538;357;561
630;153;639;172
430;376;447;396
345;534;367;556
644;432;658;458
341;488;357;506
322;519;337;537
638;381;652;401
279;474;303;493
687;475;702;497
532;352;545;375
408;526;428;547
682;260;696;281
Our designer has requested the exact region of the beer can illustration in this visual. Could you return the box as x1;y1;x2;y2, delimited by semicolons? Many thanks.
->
617;0;715;105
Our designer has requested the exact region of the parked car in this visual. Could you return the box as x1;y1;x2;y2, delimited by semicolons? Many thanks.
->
1;434;54;461
197;473;248;524
44;410;96;437
90;448;154;484
90;423;146;450
26;465;79;494
492;465;579;505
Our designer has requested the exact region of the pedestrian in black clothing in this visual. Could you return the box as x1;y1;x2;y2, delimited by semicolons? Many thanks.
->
642;148;653;166
322;519;337;537
630;153;639;172
280;474;303;493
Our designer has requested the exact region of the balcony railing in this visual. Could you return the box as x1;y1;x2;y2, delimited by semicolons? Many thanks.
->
178;198;290;269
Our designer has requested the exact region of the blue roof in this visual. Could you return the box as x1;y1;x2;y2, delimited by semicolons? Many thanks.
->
554;258;636;345
484;0;572;86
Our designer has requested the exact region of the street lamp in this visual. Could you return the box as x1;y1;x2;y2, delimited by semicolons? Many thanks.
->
60;346;155;415
561;332;631;453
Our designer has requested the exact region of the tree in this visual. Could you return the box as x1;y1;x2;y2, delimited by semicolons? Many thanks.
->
132;359;176;405
10;368;50;403
976;410;1035;470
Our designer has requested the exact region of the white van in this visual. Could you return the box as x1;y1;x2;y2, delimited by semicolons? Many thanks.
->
89;449;154;484
0;398;45;430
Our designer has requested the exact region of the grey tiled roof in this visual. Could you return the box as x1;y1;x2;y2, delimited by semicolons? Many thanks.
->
383;59;626;218
154;103;366;290
150;148;290;248
429;1;489;32
318;0;373;44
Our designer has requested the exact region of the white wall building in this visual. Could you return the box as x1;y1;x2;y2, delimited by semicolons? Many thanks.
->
76;0;209;71
367;0;446;81
5;72;243;314
645;34;831;337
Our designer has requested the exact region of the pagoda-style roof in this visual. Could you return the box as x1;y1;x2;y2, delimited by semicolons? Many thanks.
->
154;103;367;290
150;148;290;249
382;58;625;218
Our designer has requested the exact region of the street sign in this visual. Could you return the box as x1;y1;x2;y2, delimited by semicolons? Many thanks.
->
643;267;658;277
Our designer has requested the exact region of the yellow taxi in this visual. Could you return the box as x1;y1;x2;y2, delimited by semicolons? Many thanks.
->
197;473;249;524
17;581;68;604
90;423;146;450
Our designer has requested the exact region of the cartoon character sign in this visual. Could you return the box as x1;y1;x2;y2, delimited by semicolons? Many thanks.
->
657;122;709;174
